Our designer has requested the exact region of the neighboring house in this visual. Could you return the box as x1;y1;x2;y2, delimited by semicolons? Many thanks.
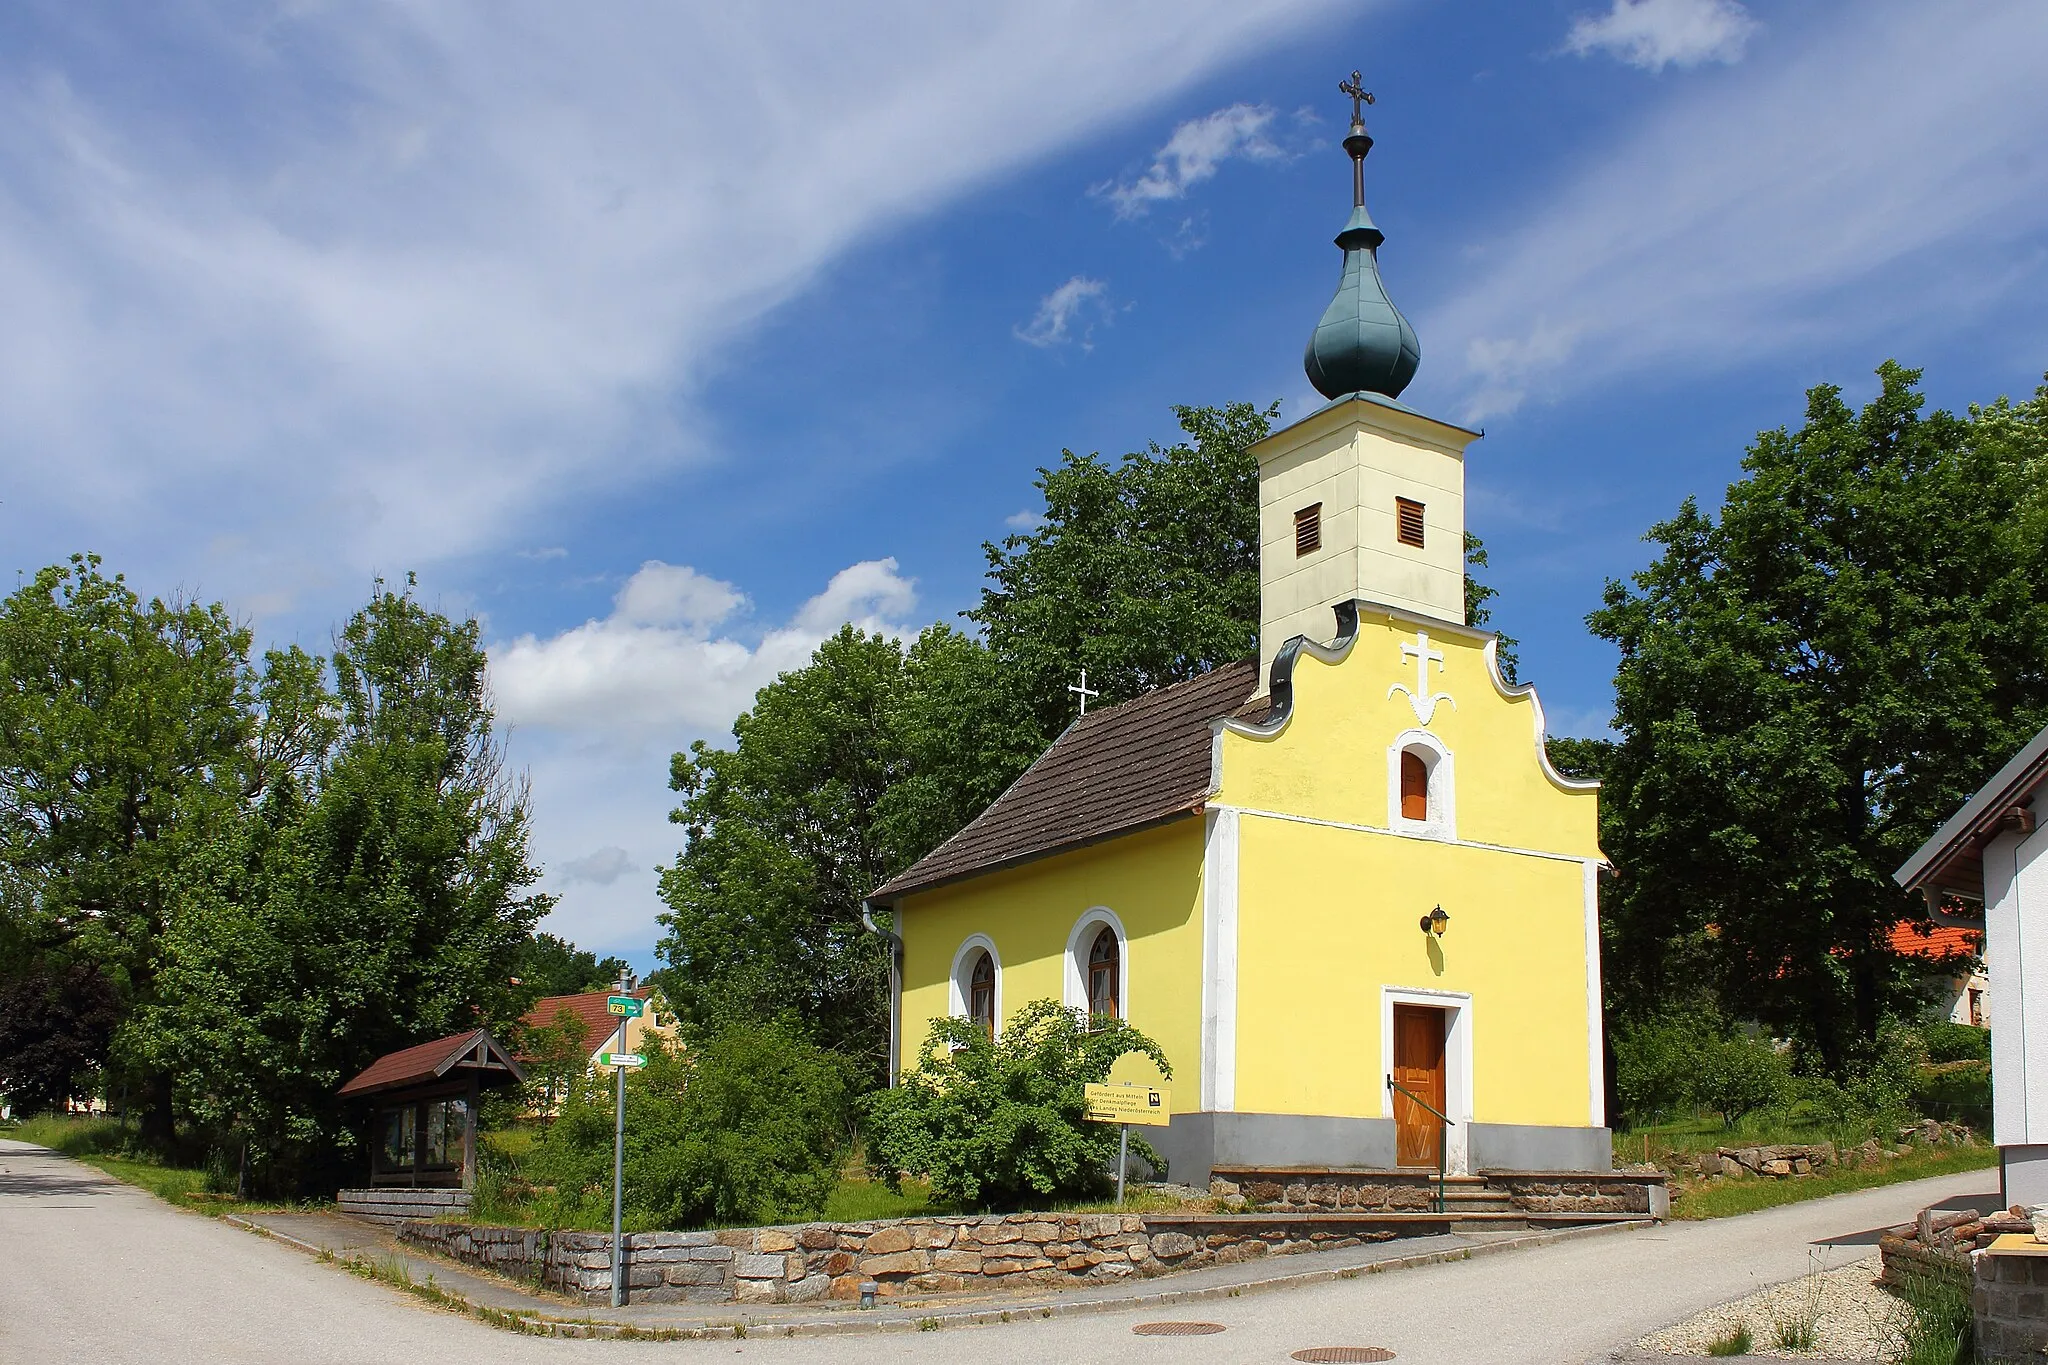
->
1895;722;2047;1206
517;988;678;1112
1887;920;1988;1027
864;108;1609;1187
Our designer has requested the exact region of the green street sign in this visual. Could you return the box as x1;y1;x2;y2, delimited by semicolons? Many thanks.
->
606;995;643;1017
597;1051;645;1069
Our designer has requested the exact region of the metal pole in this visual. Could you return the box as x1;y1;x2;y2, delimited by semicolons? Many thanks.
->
609;968;631;1309
1117;1124;1129;1206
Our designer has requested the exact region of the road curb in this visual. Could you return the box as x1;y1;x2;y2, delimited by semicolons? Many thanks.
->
229;1211;1654;1340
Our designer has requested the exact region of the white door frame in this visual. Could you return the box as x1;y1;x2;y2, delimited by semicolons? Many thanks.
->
1380;986;1473;1175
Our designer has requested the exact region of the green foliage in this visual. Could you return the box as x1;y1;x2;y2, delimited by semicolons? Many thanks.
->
1589;364;2048;1063
511;933;627;1003
1693;1033;1794;1125
1612;1005;1793;1126
1889;1265;1975;1365
1912;1059;1992;1130
1705;1323;1753;1356
525;1017;852;1229
0;962;119;1113
517;1004;594;1121
134;578;549;1193
862;998;1172;1211
1921;1019;1990;1063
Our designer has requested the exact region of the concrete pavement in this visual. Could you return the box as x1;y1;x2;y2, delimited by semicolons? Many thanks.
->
0;1137;1997;1364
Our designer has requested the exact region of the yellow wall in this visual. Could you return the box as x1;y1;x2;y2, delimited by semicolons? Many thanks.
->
895;821;1204;1104
1217;606;1600;1127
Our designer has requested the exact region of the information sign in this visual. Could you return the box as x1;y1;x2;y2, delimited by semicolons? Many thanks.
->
606;995;644;1017
1083;1083;1171;1127
596;1051;645;1069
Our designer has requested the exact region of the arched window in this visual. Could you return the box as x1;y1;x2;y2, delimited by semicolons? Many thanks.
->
1087;927;1121;1023
968;951;996;1035
1401;750;1429;821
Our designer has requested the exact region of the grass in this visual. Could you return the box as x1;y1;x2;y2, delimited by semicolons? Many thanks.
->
822;1175;936;1222
1669;1139;1997;1220
1705;1322;1753;1356
1;1113;312;1217
1889;1267;1975;1365
1766;1251;1824;1351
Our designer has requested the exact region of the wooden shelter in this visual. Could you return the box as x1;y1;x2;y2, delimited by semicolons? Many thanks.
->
337;1028;525;1190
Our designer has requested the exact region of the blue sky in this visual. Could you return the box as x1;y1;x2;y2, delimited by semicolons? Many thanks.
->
4;0;2046;962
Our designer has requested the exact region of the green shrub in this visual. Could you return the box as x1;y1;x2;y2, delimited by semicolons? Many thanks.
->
524;1015;852;1229
1613;1007;1789;1127
1696;1033;1792;1125
1921;1019;1990;1064
1912;1059;1992;1130
863;998;1171;1210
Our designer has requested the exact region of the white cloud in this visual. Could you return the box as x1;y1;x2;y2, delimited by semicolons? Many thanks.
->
1564;0;1758;71
612;561;746;629
490;557;917;740
1426;0;2048;423
1005;509;1047;531
1096;103;1285;220
1015;276;1109;349
0;3;1356;615
559;845;635;886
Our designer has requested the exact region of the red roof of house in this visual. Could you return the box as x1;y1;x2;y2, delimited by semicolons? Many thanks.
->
337;1028;525;1098
1888;921;1983;962
518;989;648;1056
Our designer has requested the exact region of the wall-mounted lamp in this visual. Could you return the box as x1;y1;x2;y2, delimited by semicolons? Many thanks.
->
1419;905;1449;937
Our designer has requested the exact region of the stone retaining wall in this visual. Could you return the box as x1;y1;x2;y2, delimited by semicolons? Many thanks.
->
337;1187;471;1225
1209;1167;1663;1216
399;1211;1412;1306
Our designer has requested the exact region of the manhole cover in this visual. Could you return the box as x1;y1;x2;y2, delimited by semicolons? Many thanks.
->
1132;1321;1227;1336
1291;1350;1396;1363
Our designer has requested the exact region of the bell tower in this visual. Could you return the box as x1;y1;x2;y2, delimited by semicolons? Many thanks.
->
1255;75;1483;687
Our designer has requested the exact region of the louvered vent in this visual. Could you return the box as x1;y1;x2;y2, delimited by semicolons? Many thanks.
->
1295;503;1322;557
1395;497;1425;548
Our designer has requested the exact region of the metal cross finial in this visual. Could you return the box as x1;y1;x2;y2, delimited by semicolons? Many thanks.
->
1339;71;1374;126
1068;668;1100;717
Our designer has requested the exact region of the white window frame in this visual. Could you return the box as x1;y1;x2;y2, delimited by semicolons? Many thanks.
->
1388;729;1456;841
948;934;1003;1036
1064;907;1129;1024
1378;986;1474;1176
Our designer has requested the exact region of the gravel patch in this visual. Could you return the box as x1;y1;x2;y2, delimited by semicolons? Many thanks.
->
1636;1253;1905;1360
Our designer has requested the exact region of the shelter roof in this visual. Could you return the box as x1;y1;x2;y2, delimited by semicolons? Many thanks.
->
1894;722;2048;903
337;1028;525;1099
518;989;648;1056
869;660;1259;905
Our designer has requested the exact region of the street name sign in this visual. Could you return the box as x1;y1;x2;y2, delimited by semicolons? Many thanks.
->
606;995;643;1017
597;1052;646;1069
1083;1083;1170;1126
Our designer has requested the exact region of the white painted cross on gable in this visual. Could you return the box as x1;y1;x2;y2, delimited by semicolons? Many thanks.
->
1388;630;1456;726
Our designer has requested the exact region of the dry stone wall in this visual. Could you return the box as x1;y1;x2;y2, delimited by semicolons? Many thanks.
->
399;1211;1410;1306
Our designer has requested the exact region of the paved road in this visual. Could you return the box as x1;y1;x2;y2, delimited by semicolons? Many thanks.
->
0;1138;1996;1364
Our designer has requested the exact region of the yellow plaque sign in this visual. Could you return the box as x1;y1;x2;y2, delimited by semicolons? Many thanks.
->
1083;1083;1171;1127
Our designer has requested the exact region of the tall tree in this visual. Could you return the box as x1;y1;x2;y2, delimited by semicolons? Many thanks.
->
511;932;629;1002
138;579;550;1190
1589;363;2048;1063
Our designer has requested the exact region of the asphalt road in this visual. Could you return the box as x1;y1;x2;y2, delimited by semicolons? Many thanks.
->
0;1138;1996;1364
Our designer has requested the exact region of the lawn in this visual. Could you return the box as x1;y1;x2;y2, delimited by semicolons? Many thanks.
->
1;1114;314;1218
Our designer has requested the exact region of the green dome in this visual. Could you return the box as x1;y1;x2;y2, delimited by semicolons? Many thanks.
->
1304;204;1420;401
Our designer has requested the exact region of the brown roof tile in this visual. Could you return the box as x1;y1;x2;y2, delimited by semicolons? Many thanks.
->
337;1028;525;1098
517;989;647;1057
870;659;1259;904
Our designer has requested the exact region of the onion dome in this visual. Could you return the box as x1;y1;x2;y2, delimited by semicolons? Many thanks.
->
1303;74;1420;401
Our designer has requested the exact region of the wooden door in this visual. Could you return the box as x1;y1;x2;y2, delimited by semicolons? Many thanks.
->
1392;1005;1447;1168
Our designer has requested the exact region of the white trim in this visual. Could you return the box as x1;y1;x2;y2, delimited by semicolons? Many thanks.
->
1215;802;1600;867
1387;729;1456;841
948;934;1002;1035
1484;637;1602;795
1583;860;1605;1128
1065;907;1130;1022
1379;986;1473;1176
1201;809;1240;1113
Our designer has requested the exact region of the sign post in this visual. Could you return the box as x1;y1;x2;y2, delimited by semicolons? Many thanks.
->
1082;1083;1170;1207
608;971;635;1308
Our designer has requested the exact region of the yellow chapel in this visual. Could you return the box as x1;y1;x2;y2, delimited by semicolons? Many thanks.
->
865;86;1609;1184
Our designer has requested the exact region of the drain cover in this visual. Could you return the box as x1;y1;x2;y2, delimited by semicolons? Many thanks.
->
1132;1322;1227;1336
1291;1350;1396;1363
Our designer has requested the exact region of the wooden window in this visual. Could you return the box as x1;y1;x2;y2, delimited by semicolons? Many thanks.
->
1087;927;1121;1023
968;951;996;1035
1294;503;1322;557
1401;750;1429;821
1396;497;1426;548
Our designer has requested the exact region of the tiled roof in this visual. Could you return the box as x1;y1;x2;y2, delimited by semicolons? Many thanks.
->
1888;921;1983;962
870;660;1260;904
518;989;648;1058
337;1028;524;1098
